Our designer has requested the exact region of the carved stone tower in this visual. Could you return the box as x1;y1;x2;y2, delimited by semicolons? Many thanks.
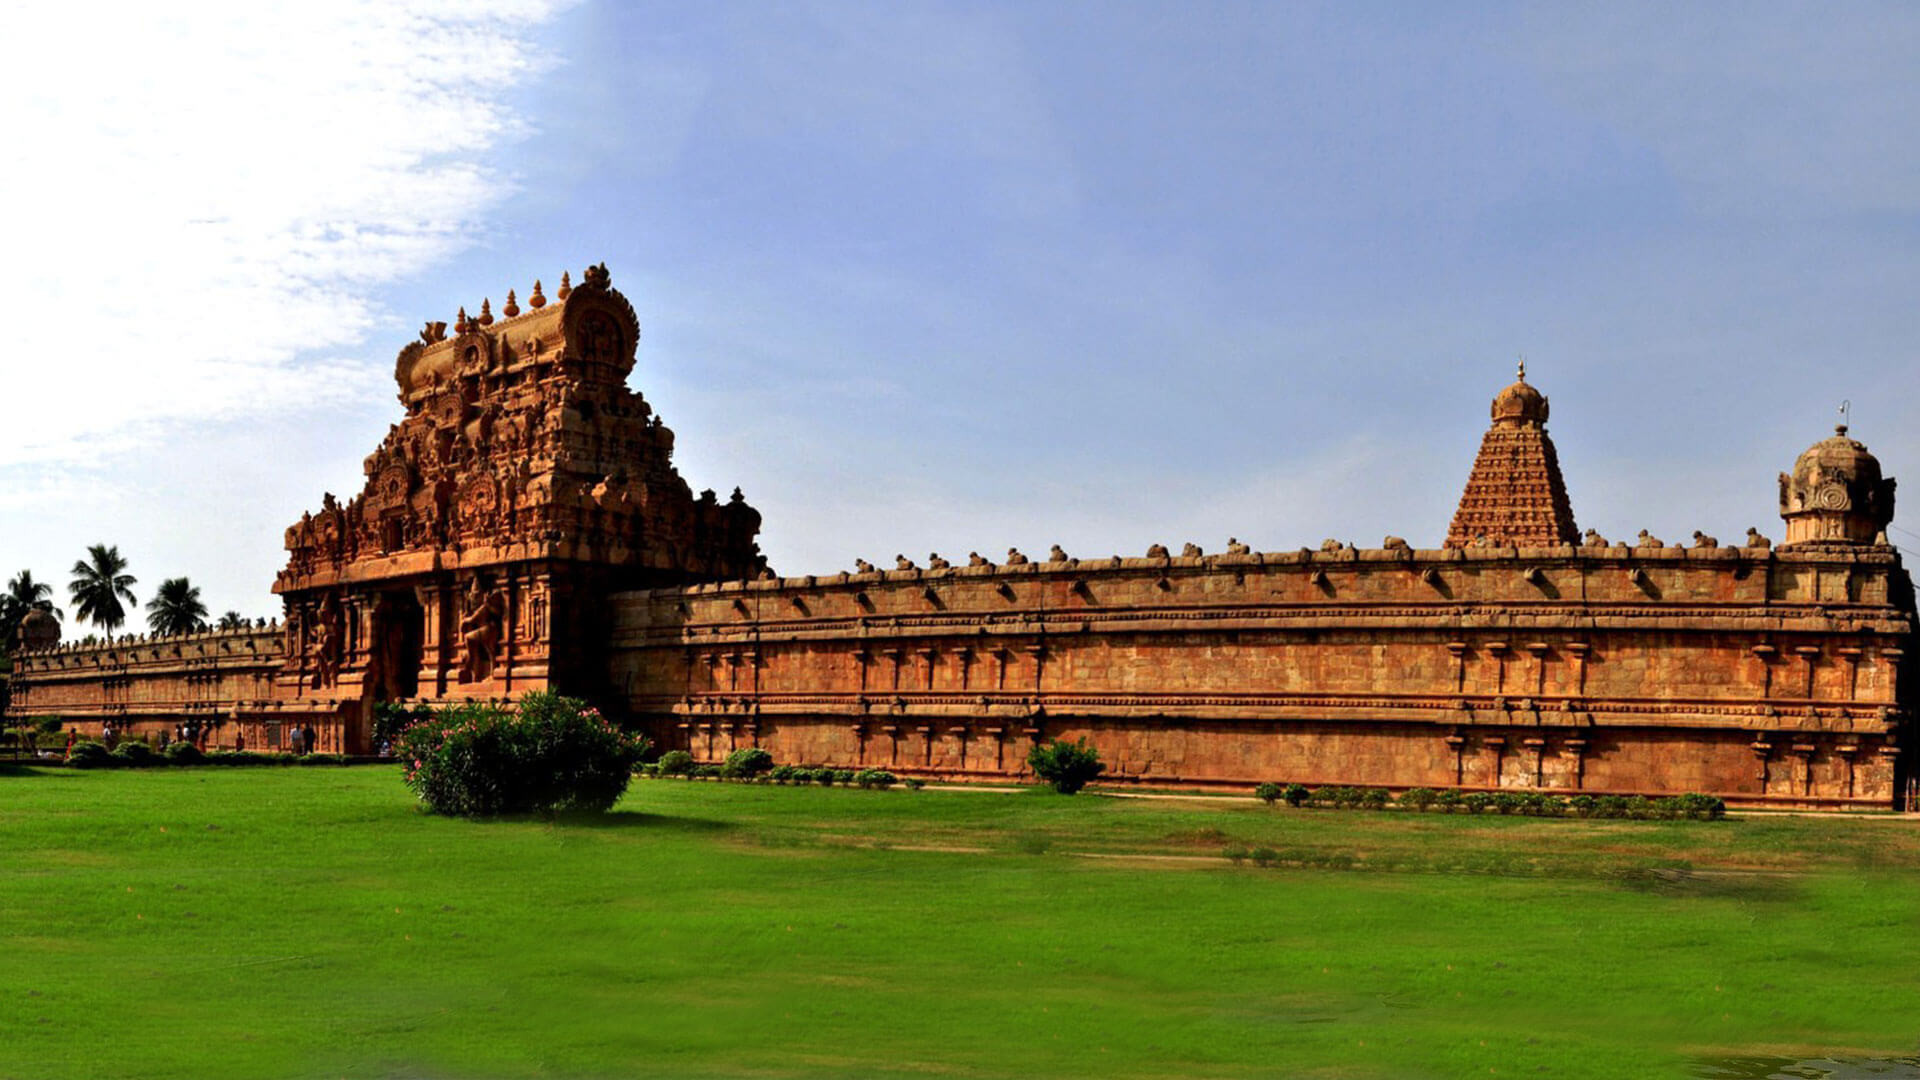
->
1444;364;1579;549
273;264;765;749
1779;424;1896;547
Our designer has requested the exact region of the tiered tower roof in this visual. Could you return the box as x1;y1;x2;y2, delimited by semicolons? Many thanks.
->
1444;363;1579;548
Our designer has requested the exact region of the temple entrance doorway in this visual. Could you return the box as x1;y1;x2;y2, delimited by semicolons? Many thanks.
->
366;588;424;704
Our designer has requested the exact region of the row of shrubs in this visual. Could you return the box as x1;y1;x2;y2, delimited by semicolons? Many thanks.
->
639;748;923;790
67;740;348;770
1252;782;1725;820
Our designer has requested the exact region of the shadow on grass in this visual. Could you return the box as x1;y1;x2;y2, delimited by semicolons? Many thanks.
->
452;808;736;834
0;763;79;779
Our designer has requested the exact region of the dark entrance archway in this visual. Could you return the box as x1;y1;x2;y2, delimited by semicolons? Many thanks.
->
358;588;426;753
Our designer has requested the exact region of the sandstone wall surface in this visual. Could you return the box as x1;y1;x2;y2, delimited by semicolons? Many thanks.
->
609;543;1914;807
6;627;344;752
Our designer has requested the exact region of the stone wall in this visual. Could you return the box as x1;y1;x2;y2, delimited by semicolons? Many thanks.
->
608;542;1914;808
7;626;347;753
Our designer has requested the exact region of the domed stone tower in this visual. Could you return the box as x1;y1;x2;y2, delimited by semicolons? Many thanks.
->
1779;424;1896;547
16;607;60;652
1445;362;1579;548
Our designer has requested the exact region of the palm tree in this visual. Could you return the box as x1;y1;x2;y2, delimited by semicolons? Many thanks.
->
146;577;209;636
8;570;56;615
2;569;60;648
69;545;138;633
217;610;248;630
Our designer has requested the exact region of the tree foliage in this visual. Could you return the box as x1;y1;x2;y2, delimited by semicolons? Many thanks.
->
0;569;59;649
68;545;137;633
146;577;209;636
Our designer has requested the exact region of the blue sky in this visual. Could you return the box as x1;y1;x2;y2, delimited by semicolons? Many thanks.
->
4;1;1918;625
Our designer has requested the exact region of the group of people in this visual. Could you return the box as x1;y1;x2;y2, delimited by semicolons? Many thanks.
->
66;720;323;756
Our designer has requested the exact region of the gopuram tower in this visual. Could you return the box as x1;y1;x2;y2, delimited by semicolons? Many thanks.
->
273;264;765;749
1445;363;1580;548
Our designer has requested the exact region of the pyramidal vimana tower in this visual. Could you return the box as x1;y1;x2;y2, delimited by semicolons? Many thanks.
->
10;273;1914;809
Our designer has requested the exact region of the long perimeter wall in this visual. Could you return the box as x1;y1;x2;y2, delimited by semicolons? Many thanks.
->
609;542;1915;808
7;625;346;753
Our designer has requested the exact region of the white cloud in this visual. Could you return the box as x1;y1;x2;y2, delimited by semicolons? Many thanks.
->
0;0;572;469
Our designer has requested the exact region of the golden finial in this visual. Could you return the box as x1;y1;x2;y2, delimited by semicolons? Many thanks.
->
455;306;469;333
478;298;494;326
556;271;571;301
502;289;520;318
528;280;546;308
1517;356;1527;382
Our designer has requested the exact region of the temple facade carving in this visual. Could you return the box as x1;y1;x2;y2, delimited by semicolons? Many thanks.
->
8;268;1914;808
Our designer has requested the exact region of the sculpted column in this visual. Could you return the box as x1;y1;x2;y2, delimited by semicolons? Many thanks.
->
416;581;452;698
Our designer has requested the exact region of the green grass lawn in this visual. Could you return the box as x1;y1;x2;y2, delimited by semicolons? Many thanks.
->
3;766;1919;1079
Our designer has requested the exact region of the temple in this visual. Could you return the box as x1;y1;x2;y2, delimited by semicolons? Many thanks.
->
9;267;1914;808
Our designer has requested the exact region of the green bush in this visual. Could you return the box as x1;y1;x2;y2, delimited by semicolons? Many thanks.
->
766;764;797;783
657;750;696;777
1461;792;1494;814
1026;738;1105;795
722;747;775;779
692;764;723;780
1223;844;1250;865
297;753;347;766
1435;789;1464;812
67;740;112;769
1314;786;1374;809
1361;787;1391;810
1401;787;1438;811
902;777;925;791
1491;791;1525;815
1250;846;1278;868
832;769;857;786
1254;782;1283;806
206;750;275;766
111;741;159;768
1677;793;1727;820
372;701;435;750
811;767;837;786
162;741;204;765
854;769;897;789
398;691;649;817
1282;783;1310;808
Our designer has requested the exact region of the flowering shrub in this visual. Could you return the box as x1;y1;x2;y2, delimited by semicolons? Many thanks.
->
397;691;648;817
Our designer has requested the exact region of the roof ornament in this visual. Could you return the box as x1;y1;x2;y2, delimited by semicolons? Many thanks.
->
502;289;520;318
454;306;469;334
1517;355;1527;382
477;298;494;327
528;280;547;309
556;271;572;301
1838;398;1851;436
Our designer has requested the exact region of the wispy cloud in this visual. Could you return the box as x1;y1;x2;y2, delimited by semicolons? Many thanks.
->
0;0;572;469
